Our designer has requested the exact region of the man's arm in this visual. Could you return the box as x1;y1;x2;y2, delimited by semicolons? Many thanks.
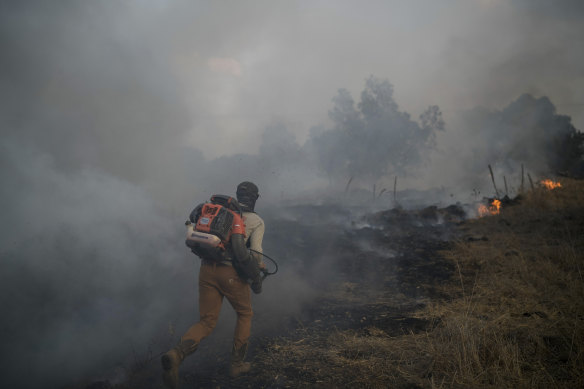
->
231;233;262;294
248;218;265;266
243;213;265;266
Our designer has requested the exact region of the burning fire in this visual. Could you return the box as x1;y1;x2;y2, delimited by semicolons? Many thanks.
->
540;179;562;190
478;199;501;217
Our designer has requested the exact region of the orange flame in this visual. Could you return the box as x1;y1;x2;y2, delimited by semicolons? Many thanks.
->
540;179;561;190
478;199;501;217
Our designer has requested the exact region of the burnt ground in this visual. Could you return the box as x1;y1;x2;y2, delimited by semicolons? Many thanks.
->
169;204;466;389
78;203;469;389
72;181;584;389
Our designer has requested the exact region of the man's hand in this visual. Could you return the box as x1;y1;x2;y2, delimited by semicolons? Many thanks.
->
251;277;262;294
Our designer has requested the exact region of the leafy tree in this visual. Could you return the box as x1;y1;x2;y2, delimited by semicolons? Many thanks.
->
311;76;443;184
461;93;584;176
420;104;445;148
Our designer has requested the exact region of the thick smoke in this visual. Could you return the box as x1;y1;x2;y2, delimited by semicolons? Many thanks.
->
0;136;321;387
0;4;321;386
463;94;581;173
181;82;583;213
421;94;584;199
2;1;584;388
309;76;443;187
0;141;192;387
0;1;200;213
182;77;446;206
0;5;202;383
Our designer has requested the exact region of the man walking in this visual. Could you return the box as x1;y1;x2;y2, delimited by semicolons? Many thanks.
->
161;182;265;389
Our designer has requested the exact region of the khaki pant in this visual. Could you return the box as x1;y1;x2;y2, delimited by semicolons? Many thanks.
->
180;262;252;349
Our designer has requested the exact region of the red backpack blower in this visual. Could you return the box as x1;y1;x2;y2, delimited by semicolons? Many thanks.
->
185;195;245;261
185;194;278;284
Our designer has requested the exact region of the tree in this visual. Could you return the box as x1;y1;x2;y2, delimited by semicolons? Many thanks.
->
420;105;445;148
311;76;443;184
461;93;584;176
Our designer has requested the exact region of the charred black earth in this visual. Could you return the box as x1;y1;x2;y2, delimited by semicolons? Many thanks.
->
179;203;466;389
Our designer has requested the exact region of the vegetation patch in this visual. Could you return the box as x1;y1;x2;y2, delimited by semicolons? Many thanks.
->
252;178;584;388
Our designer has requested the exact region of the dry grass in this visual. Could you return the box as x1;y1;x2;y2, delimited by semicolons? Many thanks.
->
256;329;434;388
256;178;584;388
421;178;584;388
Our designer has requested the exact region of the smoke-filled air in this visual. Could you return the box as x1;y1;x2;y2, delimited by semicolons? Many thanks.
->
1;1;583;388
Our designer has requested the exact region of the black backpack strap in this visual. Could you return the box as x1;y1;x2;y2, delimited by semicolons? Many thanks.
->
210;194;243;216
189;203;204;224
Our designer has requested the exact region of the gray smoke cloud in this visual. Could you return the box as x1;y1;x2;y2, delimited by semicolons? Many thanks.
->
2;1;584;387
0;140;191;387
416;93;583;201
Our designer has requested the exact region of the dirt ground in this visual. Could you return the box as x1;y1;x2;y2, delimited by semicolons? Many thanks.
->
81;178;583;389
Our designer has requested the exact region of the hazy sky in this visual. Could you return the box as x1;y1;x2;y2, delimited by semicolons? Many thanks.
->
1;0;582;211
3;0;583;162
172;0;584;156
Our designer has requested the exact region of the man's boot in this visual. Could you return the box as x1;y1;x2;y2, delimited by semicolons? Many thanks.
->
229;343;251;377
161;339;197;389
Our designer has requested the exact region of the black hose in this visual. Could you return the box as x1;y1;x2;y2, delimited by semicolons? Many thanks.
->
249;249;279;276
